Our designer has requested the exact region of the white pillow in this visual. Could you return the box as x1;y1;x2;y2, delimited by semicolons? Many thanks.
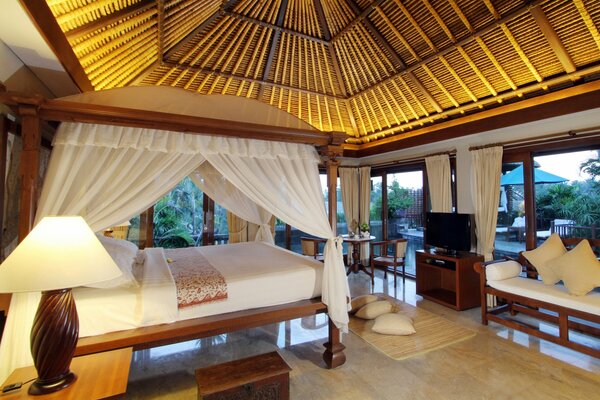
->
522;233;567;284
372;313;415;335
350;294;379;314
355;300;395;320
88;234;139;288
486;260;522;282
548;240;600;296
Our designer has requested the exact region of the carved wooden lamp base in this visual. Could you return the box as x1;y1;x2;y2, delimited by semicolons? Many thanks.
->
29;289;79;395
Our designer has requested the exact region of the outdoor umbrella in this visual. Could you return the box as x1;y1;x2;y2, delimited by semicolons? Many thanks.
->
500;165;568;186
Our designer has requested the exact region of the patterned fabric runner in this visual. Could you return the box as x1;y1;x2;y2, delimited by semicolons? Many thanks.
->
164;248;228;308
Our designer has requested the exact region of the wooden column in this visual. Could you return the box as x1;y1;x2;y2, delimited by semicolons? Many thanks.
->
0;116;8;258
523;155;536;250
202;194;215;246
139;207;154;249
381;171;388;240
322;146;342;235
18;105;41;242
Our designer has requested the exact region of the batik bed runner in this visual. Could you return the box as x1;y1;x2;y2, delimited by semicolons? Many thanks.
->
164;248;228;308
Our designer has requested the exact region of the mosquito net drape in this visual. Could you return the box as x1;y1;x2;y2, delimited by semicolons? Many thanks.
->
0;122;350;382
189;162;274;243
195;135;350;331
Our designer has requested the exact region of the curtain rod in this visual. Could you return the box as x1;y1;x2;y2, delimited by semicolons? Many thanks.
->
423;150;453;158
369;150;456;170
502;127;600;150
468;142;503;151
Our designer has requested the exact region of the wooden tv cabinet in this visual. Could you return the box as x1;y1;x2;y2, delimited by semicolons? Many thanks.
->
416;250;483;311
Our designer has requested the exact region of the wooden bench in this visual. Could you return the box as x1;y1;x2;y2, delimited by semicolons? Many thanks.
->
475;237;600;358
195;351;291;400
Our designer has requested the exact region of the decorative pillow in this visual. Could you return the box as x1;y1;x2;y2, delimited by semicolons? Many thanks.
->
350;294;379;314
97;234;138;259
522;233;567;284
486;260;522;282
355;300;394;320
372;313;415;336
547;240;600;296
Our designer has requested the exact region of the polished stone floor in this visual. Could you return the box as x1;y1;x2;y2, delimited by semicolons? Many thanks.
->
126;271;600;399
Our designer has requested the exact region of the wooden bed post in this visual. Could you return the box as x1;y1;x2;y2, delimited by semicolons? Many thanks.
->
323;145;342;235
18;104;41;242
323;317;346;368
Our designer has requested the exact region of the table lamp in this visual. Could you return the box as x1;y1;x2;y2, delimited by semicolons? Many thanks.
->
0;216;122;395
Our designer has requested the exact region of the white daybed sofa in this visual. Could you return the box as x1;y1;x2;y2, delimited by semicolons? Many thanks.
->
475;237;600;358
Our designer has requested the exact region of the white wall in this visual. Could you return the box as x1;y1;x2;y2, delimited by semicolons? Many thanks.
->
0;39;22;82
342;107;600;212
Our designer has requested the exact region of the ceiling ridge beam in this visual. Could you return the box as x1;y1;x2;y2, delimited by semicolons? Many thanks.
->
19;0;93;92
347;63;600;144
258;0;290;99
162;61;344;100
330;0;387;42
158;0;165;60
530;5;577;74
349;0;545;100
64;0;154;40
224;11;327;45
163;0;240;61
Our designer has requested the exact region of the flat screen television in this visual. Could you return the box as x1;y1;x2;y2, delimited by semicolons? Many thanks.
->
425;212;474;254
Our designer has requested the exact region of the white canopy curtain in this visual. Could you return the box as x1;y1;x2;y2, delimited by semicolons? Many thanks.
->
196;135;350;332
189;162;274;243
425;154;452;212
36;123;205;231
470;146;503;261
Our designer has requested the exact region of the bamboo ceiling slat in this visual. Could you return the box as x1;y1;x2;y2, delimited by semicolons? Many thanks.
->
546;0;600;68
38;0;600;144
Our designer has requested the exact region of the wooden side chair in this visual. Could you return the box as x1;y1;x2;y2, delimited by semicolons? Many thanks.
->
300;237;327;262
370;239;408;287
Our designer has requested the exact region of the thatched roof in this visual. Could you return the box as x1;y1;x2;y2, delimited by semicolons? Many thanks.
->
24;0;600;149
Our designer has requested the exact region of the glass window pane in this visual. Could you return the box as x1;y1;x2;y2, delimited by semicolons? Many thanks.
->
370;176;383;241
387;171;423;276
213;203;229;244
534;150;599;241
495;162;526;258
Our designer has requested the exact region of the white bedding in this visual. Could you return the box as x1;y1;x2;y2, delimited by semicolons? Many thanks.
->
74;242;323;338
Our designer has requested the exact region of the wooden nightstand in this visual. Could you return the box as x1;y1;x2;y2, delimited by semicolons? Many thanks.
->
1;347;132;399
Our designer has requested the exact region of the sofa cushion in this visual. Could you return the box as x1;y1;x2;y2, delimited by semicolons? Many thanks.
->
486;260;522;282
487;277;600;315
522;233;566;284
548;240;600;296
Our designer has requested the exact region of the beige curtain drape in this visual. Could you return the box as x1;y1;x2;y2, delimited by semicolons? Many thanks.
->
425;154;452;212
228;213;276;244
470;146;503;261
340;168;359;233
359;166;371;261
227;211;248;243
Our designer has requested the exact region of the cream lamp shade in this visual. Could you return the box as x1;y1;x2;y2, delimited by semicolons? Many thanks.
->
0;216;122;292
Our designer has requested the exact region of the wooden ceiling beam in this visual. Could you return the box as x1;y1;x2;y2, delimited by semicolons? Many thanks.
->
224;11;327;45
344;0;405;70
163;0;240;61
157;0;165;60
347;63;600;146
347;78;600;156
330;0;387;42
258;0;290;99
530;5;576;74
573;0;600;52
19;0;92;92
64;0;154;40
351;0;545;100
162;61;343;100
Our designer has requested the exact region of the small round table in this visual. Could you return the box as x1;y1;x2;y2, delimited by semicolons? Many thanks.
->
342;234;375;284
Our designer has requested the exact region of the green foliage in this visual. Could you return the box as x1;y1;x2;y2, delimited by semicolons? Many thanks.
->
580;156;600;181
536;179;600;227
386;181;414;218
153;177;203;248
535;184;577;223
369;181;414;220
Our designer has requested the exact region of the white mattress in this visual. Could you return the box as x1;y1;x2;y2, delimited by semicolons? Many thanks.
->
74;242;323;337
488;277;600;316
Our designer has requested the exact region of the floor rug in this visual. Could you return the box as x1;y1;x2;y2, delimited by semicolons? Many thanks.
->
349;295;477;360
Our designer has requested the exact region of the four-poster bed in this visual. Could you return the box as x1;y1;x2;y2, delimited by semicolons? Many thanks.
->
0;87;349;382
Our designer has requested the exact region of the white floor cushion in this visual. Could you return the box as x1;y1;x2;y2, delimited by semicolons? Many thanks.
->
372;313;415;335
